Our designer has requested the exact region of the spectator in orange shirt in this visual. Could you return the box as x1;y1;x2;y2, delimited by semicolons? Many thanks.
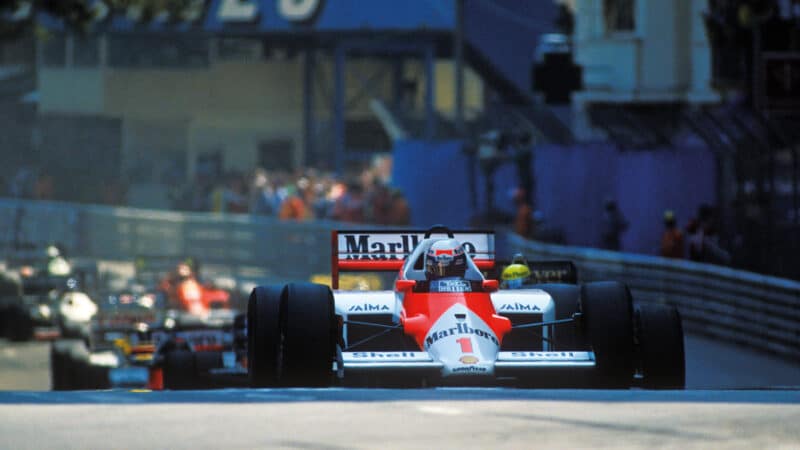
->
512;188;534;238
278;185;309;221
660;210;684;258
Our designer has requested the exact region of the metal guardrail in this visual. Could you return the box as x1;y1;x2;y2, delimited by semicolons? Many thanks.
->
2;198;799;361
0;198;336;283
505;233;800;362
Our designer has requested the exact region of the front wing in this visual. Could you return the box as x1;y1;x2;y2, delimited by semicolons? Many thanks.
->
340;351;596;373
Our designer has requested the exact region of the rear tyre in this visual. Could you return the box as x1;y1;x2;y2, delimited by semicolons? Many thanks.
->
248;286;284;387
581;282;634;388
84;364;111;390
51;339;89;390
67;341;91;390
163;350;196;390
636;303;685;389
50;340;73;390
7;305;33;342
278;283;336;387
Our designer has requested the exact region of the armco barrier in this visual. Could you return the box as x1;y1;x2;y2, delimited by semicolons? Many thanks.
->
0;199;336;281
2;199;798;361
505;232;800;362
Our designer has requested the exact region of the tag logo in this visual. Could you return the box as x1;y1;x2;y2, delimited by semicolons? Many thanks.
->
348;303;390;312
499;303;541;312
459;355;479;364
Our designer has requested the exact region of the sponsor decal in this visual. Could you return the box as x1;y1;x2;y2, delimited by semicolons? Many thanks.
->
451;366;488;374
347;303;390;312
350;352;423;359
507;352;583;359
432;279;472;293
425;322;499;349
459;355;479;365
218;0;323;23
499;303;541;312
218;0;259;22
340;233;483;261
531;269;572;282
278;0;323;22
342;234;420;260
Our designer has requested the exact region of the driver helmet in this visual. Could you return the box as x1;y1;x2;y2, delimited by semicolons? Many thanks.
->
511;252;528;266
425;239;467;280
501;254;531;289
46;245;60;258
175;263;193;281
47;256;71;276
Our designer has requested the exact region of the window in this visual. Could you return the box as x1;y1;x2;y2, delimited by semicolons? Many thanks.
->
603;0;635;32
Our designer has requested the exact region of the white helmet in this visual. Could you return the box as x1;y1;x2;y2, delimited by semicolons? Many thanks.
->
425;239;467;279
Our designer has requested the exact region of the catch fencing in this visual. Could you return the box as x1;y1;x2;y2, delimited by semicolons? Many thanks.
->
1;198;798;361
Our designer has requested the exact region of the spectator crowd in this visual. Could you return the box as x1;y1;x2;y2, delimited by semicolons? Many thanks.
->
169;162;411;225
660;204;731;265
4;157;412;226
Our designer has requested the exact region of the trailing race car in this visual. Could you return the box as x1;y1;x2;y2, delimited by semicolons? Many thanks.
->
51;288;248;391
0;252;97;342
247;225;685;389
51;258;243;391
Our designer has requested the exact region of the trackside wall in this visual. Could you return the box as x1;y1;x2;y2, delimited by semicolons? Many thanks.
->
391;140;716;254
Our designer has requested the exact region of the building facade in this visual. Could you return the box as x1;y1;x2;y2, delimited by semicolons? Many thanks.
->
571;0;719;139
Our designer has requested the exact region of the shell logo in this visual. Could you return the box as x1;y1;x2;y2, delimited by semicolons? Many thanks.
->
459;355;479;365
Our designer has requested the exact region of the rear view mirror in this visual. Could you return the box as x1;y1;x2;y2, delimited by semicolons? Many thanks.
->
395;279;416;292
482;279;499;292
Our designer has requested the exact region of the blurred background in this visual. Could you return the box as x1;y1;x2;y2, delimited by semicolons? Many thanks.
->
0;0;798;391
0;0;798;277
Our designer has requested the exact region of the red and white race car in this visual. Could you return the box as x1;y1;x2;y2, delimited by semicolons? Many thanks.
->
247;225;685;388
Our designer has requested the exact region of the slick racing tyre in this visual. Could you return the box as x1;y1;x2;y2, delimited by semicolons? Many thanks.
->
278;283;337;387
67;340;91;390
7;305;33;342
636;303;685;389
163;350;196;390
51;339;90;390
50;340;73;391
248;285;284;387
581;282;634;388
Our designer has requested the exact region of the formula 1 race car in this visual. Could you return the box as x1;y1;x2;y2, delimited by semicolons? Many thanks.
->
50;258;244;391
247;225;685;389
50;289;247;391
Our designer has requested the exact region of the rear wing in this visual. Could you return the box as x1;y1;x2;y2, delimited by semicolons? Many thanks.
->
332;228;495;289
491;259;578;285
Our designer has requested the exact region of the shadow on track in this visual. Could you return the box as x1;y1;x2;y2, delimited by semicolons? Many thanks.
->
1;387;799;405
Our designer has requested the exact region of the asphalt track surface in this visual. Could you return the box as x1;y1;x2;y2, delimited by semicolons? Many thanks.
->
0;389;799;449
0;334;798;448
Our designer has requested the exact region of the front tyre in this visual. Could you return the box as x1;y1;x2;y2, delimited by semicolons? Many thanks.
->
278;283;337;387
163;350;196;390
581;281;634;388
248;286;284;387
